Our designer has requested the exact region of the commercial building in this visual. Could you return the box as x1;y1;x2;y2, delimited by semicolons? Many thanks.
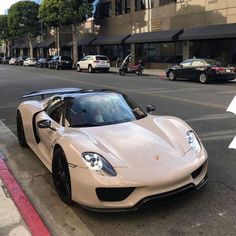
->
93;0;236;68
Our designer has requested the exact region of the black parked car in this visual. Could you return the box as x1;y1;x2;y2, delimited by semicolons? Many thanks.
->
36;58;49;68
48;56;72;70
17;56;27;66
2;57;11;64
166;58;236;84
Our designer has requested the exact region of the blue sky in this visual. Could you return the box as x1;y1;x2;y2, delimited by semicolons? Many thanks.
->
0;0;41;15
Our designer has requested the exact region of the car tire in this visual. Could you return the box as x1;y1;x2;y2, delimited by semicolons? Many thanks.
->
168;71;176;81
88;65;94;73
48;64;51;69
199;73;208;84
77;64;81;72
16;110;28;148
55;64;59;70
52;148;73;205
119;69;126;76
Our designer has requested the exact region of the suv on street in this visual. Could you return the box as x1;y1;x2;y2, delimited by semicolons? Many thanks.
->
77;55;110;73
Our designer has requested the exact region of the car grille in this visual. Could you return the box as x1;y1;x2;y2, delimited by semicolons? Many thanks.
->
96;187;135;202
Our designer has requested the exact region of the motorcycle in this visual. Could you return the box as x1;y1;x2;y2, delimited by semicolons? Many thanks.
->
119;54;144;76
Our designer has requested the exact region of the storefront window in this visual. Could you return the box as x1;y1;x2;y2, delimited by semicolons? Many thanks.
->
100;44;130;62
136;42;182;63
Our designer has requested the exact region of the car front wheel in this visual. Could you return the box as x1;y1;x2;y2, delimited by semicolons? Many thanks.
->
199;73;209;84
88;65;94;73
52;148;72;204
77;64;81;72
168;71;176;81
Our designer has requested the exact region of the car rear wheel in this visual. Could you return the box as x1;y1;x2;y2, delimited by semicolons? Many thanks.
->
16;110;28;148
77;64;81;72
168;71;176;81
119;69;126;76
88;65;94;73
52;148;72;204
199;73;208;84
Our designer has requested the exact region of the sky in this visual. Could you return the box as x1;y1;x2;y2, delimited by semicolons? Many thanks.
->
0;0;41;15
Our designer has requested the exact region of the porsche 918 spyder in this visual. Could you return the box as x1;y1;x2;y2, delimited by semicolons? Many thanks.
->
17;88;208;211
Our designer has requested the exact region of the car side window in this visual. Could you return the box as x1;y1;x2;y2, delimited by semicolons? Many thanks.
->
45;98;64;124
191;60;201;67
180;60;193;67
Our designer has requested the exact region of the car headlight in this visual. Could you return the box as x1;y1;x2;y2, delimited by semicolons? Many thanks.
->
82;152;117;177
186;130;201;155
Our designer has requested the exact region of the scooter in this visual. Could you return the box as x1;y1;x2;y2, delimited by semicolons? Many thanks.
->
119;54;144;76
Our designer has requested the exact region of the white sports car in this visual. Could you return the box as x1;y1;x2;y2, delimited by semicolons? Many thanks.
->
17;88;208;211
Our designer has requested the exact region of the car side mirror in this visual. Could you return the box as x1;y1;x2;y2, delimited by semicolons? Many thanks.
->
179;64;183;67
146;105;156;114
37;119;56;131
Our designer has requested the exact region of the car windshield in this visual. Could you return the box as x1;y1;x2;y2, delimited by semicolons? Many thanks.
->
96;56;108;60
66;93;147;127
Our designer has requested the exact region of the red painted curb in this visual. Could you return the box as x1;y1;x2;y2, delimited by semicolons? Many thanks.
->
0;154;51;236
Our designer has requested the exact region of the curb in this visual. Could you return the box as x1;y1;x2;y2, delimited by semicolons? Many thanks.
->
0;152;51;236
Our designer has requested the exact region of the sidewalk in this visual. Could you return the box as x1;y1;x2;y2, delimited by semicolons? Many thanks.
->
109;67;167;77
0;153;50;236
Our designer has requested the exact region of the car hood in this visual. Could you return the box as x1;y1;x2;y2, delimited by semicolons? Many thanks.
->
79;116;192;168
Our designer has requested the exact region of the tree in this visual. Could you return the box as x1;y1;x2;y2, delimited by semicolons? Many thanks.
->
0;15;12;57
39;0;93;66
8;1;40;58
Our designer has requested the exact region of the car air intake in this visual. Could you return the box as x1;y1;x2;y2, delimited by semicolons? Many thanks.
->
191;163;204;179
96;187;135;201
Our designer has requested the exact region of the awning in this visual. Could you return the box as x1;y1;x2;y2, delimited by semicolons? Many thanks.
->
36;38;55;48
66;36;97;47
125;29;183;44
91;34;131;45
12;42;39;49
11;43;24;49
179;23;236;40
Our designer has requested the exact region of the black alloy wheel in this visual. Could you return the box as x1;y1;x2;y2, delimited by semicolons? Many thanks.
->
16;110;28;147
52;148;72;204
119;69;126;76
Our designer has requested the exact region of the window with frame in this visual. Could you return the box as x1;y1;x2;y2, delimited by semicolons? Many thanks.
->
115;0;122;15
100;2;112;18
135;0;154;11
46;98;64;124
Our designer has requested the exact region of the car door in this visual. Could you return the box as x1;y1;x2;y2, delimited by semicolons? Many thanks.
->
189;60;205;79
80;56;89;69
36;98;65;167
176;59;193;78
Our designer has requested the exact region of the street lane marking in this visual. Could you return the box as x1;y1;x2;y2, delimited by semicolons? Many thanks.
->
199;129;236;142
39;76;227;110
186;113;235;122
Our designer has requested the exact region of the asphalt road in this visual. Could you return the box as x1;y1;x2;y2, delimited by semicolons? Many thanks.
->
0;64;236;236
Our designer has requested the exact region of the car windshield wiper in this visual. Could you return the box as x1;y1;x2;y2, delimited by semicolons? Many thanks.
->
69;123;103;128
